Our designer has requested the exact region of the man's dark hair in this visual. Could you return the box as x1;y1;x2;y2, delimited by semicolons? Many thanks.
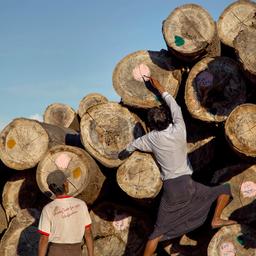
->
48;183;65;195
147;105;172;131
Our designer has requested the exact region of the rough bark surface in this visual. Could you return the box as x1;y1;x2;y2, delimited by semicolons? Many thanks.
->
0;208;40;256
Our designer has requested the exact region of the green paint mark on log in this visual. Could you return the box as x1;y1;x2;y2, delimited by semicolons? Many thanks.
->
175;35;185;47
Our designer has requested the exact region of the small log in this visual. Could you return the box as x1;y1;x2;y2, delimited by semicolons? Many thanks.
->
112;50;182;109
0;204;7;235
225;103;256;159
217;0;256;48
234;27;256;84
162;4;220;62
2;170;43;222
116;151;162;199
212;164;256;224
0;118;79;170
80;102;145;168
36;145;105;203
207;224;256;256
43;102;80;131
0;208;40;256
185;56;247;122
85;202;152;256
78;93;108;119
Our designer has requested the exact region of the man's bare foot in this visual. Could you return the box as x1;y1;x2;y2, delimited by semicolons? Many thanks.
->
211;219;237;229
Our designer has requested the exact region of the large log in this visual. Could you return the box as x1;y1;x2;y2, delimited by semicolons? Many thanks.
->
212;164;256;224
207;224;256;256
0;118;79;170
80;102;145;168
217;0;256;48
112;50;182;109
116;151;162;199
2;170;44;222
36;145;105;204
44;102;80;131
234;27;256;84
82;202;152;256
0;208;40;256
162;4;220;62
225;103;256;159
185;56;247;122
78;93;108;119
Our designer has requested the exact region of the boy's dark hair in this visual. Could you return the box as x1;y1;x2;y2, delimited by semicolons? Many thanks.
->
147;105;172;131
47;170;67;196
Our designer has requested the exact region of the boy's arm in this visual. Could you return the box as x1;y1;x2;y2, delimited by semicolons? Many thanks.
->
84;226;94;256
38;234;48;256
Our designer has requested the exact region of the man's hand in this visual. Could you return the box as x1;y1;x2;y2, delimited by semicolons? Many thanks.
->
146;76;165;94
118;149;131;160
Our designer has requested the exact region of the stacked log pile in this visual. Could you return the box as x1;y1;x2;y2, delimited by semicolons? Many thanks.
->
0;1;256;255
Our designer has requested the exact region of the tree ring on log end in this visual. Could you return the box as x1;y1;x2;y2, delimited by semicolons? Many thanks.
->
225;104;256;158
116;152;162;199
0;118;49;170
163;4;215;58
112;50;181;109
185;56;247;122
80;102;145;168
36;145;92;199
208;224;256;256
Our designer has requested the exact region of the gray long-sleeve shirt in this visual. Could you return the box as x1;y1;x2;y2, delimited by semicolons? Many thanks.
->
126;92;193;180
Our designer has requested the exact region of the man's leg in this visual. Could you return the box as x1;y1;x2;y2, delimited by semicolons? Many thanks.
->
143;235;163;256
211;194;237;229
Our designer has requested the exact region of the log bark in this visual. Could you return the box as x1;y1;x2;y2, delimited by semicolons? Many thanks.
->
80;102;146;168
116;151;162;199
225;103;256;158
36;145;105;203
0;208;40;256
83;202;152;256
0;118;79;170
44;102;80;131
78;93;108;119
234;27;256;84
217;0;256;48
2;170;43;222
212;164;256;224
207;224;256;256
112;50;182;109
185;56;247;122
162;4;220;62
0;204;7;235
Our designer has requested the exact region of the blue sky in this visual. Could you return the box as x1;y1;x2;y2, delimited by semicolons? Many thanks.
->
0;0;235;130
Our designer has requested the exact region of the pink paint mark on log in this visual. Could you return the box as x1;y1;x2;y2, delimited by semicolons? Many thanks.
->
112;213;130;231
55;153;71;169
219;242;236;256
132;63;151;82
241;181;256;198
